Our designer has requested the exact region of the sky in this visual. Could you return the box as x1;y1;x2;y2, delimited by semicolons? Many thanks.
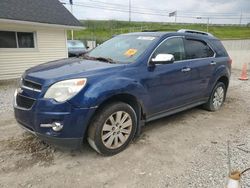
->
62;0;250;24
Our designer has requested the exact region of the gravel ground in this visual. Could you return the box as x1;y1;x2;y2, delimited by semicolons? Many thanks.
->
0;70;249;188
0;79;17;114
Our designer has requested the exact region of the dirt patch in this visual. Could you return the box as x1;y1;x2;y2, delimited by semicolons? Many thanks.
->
0;133;54;173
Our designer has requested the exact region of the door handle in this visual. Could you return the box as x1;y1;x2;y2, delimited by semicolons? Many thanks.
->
210;61;217;65
181;67;191;72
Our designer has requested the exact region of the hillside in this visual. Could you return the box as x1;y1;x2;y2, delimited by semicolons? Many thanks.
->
70;20;250;43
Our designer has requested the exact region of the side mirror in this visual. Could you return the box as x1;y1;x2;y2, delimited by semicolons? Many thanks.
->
150;54;175;65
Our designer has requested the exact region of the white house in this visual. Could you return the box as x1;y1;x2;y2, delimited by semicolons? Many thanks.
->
0;0;82;80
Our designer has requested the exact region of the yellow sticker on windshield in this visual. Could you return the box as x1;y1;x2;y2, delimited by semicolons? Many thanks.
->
124;49;137;57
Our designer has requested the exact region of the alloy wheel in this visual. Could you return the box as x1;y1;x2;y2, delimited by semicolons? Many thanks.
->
213;86;224;110
101;111;132;149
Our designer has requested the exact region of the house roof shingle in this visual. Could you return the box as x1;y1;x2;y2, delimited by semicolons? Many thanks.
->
0;0;81;27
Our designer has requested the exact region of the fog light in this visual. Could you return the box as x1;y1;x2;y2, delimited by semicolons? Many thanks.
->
52;122;63;132
40;122;63;132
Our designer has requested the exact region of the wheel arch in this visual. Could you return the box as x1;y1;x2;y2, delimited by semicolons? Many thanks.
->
84;93;145;138
217;75;229;90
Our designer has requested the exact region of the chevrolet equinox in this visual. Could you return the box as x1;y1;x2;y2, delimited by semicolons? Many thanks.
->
14;29;231;155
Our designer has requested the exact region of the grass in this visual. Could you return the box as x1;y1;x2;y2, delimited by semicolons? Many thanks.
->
70;20;250;43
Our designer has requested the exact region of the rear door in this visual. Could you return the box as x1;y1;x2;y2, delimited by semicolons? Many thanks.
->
183;37;216;100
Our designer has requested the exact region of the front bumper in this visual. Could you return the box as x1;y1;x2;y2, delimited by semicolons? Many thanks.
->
17;121;83;148
14;97;96;149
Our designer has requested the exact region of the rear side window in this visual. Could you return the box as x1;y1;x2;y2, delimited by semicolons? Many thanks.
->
210;39;228;57
184;39;214;59
152;37;185;61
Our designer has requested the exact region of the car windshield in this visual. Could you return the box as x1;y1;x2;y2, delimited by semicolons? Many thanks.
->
87;35;158;63
68;40;86;49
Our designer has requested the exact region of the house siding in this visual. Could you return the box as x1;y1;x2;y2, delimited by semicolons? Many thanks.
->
0;23;68;80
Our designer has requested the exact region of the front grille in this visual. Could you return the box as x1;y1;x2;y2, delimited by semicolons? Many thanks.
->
16;94;36;109
22;79;42;91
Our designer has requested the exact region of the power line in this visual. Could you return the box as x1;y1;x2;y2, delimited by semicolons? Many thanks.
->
70;0;250;17
87;0;250;17
84;0;171;13
62;1;250;21
64;2;172;16
178;15;250;20
179;11;250;16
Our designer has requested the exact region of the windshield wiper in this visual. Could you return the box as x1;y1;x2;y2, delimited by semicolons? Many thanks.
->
81;54;96;60
95;57;117;64
81;54;116;64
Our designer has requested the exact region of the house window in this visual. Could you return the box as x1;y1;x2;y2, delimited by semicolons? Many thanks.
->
17;32;35;48
0;31;35;48
0;31;17;48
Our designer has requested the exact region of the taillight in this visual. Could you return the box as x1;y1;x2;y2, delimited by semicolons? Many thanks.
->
228;58;232;65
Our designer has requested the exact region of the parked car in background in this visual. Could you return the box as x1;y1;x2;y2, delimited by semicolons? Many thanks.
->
14;29;231;155
67;40;87;57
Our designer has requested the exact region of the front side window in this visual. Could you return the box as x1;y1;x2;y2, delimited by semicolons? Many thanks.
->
0;31;35;48
152;37;185;61
184;39;214;59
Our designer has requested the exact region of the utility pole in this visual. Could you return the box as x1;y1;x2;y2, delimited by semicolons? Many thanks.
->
207;17;209;32
129;0;131;22
239;11;242;25
70;0;74;40
175;11;177;23
197;16;209;32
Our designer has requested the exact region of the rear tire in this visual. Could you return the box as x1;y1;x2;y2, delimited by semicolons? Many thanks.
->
203;82;226;111
87;102;137;155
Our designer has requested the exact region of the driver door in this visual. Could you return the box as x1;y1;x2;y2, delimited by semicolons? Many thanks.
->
144;37;194;116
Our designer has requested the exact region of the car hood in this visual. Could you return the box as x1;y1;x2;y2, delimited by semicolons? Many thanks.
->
24;58;125;85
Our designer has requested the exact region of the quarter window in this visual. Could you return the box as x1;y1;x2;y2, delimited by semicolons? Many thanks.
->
153;38;185;61
0;31;35;48
210;39;227;57
184;39;214;59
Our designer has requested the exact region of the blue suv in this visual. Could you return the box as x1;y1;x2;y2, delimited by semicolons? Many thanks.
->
14;29;231;155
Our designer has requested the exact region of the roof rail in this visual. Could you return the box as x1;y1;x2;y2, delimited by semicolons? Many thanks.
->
177;29;214;37
142;29;160;32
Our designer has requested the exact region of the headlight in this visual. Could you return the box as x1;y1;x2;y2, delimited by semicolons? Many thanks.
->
44;78;87;102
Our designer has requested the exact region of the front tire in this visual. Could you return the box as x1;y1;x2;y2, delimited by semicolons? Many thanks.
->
203;82;226;111
87;102;137;155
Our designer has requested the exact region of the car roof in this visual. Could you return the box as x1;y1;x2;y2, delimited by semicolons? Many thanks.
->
122;31;218;40
122;32;169;37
